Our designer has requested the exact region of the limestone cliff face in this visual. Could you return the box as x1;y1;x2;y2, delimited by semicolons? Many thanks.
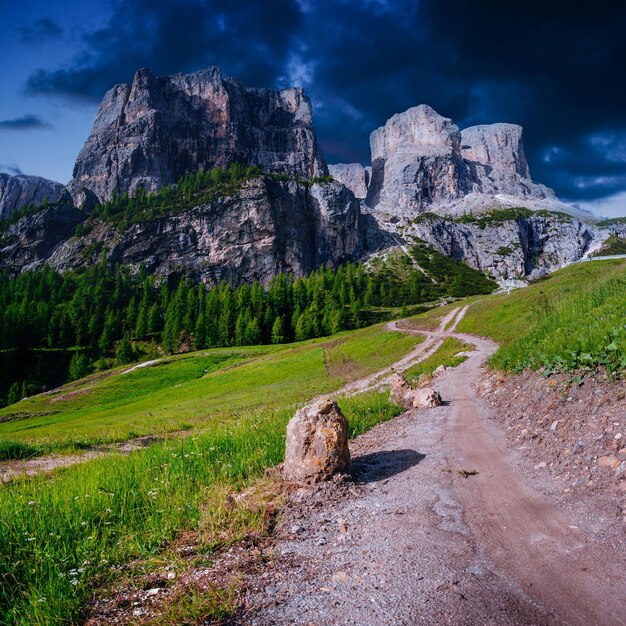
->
406;213;595;280
68;67;327;203
328;163;370;199
366;105;467;214
0;202;85;272
342;104;591;221
1;178;362;286
0;174;66;220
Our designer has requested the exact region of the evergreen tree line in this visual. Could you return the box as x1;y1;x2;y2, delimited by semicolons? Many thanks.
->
0;246;495;405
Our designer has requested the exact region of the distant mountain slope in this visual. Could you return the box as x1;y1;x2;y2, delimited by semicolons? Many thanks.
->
0;173;65;221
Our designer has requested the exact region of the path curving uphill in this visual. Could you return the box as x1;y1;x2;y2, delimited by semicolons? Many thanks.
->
244;309;626;625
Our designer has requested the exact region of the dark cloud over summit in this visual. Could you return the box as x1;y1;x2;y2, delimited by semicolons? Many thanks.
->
18;0;626;207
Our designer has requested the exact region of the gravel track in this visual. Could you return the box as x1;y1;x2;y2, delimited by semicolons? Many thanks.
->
242;310;626;625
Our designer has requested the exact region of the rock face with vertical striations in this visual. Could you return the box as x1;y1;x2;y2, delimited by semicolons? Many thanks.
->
68;67;327;203
328;163;370;199
1;177;363;287
363;104;591;221
406;211;595;280
366;105;466;216
0;174;66;220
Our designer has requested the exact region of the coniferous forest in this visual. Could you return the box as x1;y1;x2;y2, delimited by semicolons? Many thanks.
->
0;245;495;406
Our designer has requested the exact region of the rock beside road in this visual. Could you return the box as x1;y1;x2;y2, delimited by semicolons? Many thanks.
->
283;399;350;484
390;373;442;409
389;373;414;409
412;387;443;408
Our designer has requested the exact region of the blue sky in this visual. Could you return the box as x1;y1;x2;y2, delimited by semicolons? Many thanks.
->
1;0;625;217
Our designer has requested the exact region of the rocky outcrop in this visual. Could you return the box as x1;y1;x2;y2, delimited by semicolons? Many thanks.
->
460;124;530;183
407;212;595;280
1;177;363;286
283;399;350;483
390;373;414;409
329;163;370;199
0;174;66;220
390;373;442;409
68;67;327;203
0;200;85;272
412;388;442;408
367;105;467;216
364;105;591;221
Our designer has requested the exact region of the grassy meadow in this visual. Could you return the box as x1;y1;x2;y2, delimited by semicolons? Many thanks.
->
0;391;402;625
0;321;420;624
458;258;626;374
0;324;421;456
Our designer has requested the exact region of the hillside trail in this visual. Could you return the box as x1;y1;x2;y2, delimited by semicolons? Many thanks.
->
243;312;626;625
0;306;465;483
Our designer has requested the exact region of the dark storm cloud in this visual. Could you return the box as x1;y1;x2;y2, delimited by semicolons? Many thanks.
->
418;0;626;201
0;115;52;131
19;17;63;43
26;0;302;101
24;0;626;203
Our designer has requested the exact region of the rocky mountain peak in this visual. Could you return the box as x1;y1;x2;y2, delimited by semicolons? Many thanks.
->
327;104;589;221
370;104;461;161
68;66;327;203
0;174;66;221
461;123;530;180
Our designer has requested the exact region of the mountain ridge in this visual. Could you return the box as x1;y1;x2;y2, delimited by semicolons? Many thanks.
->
0;66;619;285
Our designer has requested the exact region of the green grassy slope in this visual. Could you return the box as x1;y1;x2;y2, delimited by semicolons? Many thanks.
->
0;319;426;623
0;324;422;452
456;258;626;374
0;390;404;625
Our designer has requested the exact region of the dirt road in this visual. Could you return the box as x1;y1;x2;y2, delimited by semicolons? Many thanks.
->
243;309;626;625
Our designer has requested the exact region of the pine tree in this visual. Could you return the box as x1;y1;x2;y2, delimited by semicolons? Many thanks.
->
68;353;89;382
194;311;207;349
147;303;161;334
271;316;287;344
244;318;261;345
116;336;135;364
7;382;20;405
162;300;181;355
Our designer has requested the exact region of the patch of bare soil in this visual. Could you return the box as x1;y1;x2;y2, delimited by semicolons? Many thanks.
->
83;479;287;625
481;369;626;529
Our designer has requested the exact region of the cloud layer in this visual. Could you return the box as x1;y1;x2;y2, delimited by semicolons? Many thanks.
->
0;115;52;131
